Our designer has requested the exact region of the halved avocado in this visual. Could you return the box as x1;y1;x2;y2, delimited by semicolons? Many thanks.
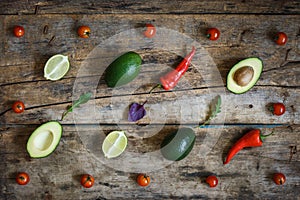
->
27;121;62;158
227;57;263;94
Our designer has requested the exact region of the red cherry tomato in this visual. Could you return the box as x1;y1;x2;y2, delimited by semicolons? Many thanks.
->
16;172;30;185
13;26;25;38
77;26;91;38
136;174;150;187
206;28;220;41
12;101;25;113
80;174;94;188
273;173;286;185
143;24;156;38
206;175;218;187
270;102;285;116
275;32;287;45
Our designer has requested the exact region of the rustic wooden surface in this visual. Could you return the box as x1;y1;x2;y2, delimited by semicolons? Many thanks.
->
0;1;299;200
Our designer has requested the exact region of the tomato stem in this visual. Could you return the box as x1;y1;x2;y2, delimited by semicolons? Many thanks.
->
144;175;149;183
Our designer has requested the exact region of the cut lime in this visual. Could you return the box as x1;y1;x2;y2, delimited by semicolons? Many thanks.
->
44;54;70;81
102;131;127;159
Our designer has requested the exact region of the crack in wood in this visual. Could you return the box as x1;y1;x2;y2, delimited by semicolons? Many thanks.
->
48;35;56;45
0;108;11;117
289;145;297;163
256;84;300;89
98;181;119;188
280;48;293;67
1;123;289;128
43;25;49;34
34;5;39;15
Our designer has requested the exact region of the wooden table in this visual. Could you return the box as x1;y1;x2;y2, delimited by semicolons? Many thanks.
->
1;1;299;199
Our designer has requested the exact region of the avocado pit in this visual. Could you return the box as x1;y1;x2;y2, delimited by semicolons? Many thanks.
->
233;66;254;86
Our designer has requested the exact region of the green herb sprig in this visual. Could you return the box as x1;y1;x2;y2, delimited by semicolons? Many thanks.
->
61;92;92;120
199;95;221;128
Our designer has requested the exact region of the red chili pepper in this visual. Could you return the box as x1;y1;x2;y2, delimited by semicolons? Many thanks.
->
224;129;273;165
159;46;196;90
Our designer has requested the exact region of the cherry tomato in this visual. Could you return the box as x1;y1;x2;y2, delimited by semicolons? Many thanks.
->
136;174;150;187
80;174;94;188
273;173;286;185
16;172;30;185
206;175;218;187
77;26;91;38
275;32;287;45
143;23;156;38
269;102;285;116
13;26;25;38
12;101;25;113
206;28;220;41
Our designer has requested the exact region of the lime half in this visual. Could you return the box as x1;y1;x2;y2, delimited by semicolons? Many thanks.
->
44;54;70;81
102;131;128;159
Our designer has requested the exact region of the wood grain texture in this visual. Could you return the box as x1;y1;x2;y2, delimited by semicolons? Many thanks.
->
0;1;299;200
1;87;299;125
1;14;299;70
0;125;299;199
0;14;299;120
0;0;300;15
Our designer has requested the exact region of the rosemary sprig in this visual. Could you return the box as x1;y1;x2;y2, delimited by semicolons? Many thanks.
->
199;95;222;128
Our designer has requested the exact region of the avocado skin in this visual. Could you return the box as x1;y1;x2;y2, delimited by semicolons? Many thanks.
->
161;127;196;161
104;51;142;87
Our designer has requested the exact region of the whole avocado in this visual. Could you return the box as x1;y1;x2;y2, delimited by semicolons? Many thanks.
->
161;127;196;161
104;51;142;87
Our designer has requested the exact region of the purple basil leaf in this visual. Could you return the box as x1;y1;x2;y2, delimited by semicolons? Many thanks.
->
128;102;147;122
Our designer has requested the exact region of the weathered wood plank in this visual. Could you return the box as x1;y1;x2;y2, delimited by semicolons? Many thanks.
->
1;125;299;199
0;1;299;199
0;0;300;15
0;14;299;84
1;87;299;125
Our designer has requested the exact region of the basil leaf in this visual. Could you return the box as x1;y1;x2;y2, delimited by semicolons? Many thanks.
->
128;101;147;122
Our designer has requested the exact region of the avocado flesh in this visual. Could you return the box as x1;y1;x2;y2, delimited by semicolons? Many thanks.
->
27;121;62;158
227;57;263;94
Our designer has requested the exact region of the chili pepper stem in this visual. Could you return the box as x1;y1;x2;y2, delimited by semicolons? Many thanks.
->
149;84;162;94
260;131;274;141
